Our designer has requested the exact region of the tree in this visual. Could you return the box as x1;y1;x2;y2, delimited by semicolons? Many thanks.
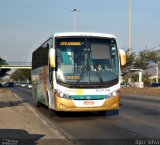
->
10;69;31;82
10;71;19;81
147;48;160;63
121;48;160;84
121;50;136;75
134;49;150;70
0;57;10;79
134;48;160;70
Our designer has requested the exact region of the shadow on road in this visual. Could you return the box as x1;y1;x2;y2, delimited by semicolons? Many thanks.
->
0;100;25;108
49;109;119;118
0;129;44;145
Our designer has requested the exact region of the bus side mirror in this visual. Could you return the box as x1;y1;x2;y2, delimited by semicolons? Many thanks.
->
49;48;56;68
119;49;126;66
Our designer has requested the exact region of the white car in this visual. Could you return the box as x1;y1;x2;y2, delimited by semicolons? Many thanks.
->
21;83;27;87
27;83;32;89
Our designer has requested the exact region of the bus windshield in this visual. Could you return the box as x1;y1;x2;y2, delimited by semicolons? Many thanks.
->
55;37;119;87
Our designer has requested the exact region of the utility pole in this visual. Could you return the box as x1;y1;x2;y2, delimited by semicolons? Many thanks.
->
70;9;79;32
156;63;159;83
131;69;144;88
128;0;132;54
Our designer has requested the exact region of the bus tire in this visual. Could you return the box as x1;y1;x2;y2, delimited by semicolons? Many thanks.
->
106;109;119;116
36;101;43;107
48;109;55;117
55;111;64;117
97;111;107;116
46;91;49;109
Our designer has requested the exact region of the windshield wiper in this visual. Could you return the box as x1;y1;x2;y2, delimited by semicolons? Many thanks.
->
74;47;91;86
93;63;104;83
74;63;104;87
74;63;90;86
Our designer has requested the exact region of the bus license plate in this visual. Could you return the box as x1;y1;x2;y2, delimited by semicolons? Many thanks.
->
83;100;94;105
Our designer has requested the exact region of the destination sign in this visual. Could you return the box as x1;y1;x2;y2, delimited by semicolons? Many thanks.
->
65;75;80;80
60;42;81;46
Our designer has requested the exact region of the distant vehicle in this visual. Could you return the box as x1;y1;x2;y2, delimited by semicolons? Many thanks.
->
2;82;9;87
15;82;22;87
121;82;129;87
21;83;27;87
2;82;14;87
31;32;126;115
27;83;32;89
8;82;14;87
150;82;160;87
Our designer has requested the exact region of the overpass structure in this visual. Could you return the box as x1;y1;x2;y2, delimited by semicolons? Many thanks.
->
0;65;31;69
0;62;32;69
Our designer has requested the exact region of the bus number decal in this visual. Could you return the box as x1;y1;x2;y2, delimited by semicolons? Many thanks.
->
96;89;110;92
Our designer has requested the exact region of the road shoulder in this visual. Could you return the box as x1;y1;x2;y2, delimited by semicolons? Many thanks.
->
0;88;71;145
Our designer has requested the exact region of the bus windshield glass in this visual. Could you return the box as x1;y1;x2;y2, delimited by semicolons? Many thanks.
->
55;37;119;87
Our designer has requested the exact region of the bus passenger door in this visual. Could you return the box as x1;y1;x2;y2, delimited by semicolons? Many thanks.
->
49;47;56;109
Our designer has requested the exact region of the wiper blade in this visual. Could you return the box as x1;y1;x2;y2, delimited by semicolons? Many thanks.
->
74;64;90;86
74;47;91;86
93;63;104;83
74;64;104;86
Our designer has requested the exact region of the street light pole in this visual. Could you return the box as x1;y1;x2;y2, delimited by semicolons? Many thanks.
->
156;63;159;83
128;0;132;54
70;9;79;32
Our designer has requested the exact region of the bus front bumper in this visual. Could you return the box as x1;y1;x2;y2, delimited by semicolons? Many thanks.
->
54;94;120;112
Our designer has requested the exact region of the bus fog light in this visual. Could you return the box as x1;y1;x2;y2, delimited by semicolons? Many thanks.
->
113;103;118;107
59;103;66;109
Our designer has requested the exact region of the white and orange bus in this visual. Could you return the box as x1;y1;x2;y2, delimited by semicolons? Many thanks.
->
31;32;126;115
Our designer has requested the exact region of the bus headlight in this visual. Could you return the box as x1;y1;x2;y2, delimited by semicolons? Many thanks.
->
56;90;71;99
108;90;120;98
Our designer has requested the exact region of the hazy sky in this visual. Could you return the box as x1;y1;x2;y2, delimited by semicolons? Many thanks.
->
0;0;160;63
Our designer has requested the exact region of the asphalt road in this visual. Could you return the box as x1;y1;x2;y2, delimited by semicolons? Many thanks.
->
9;87;160;145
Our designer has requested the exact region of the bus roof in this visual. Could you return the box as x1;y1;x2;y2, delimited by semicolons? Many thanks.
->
54;32;116;39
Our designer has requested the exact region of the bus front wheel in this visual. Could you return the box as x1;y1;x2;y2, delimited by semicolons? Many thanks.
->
98;110;119;116
97;111;107;116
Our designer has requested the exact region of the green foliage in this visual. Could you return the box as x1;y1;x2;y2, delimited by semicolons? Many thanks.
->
126;52;136;66
147;49;160;63
134;49;150;70
121;51;136;75
122;48;160;71
0;57;10;78
152;78;160;83
122;48;160;84
10;69;31;82
0;57;6;65
134;48;160;70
